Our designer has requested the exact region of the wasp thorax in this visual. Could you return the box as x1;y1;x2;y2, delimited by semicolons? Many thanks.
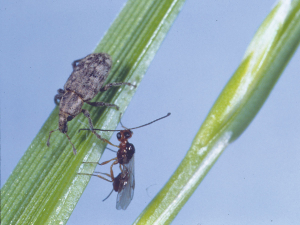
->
117;142;135;164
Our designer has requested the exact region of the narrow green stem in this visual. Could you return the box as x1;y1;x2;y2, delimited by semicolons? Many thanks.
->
134;0;300;224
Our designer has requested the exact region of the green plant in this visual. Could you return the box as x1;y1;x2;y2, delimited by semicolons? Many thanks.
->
1;0;186;224
1;0;299;224
134;0;300;224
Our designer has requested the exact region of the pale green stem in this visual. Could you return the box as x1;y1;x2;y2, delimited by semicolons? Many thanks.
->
134;0;300;224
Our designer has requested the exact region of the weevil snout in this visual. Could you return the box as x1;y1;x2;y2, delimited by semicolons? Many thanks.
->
59;113;69;133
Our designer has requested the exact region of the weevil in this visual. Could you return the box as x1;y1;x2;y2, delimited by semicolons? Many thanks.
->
47;53;135;154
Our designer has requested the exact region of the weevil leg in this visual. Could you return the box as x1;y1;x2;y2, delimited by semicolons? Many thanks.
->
47;128;77;154
47;129;59;147
86;101;119;110
65;133;77;155
57;88;65;94
100;82;136;92
72;58;84;69
81;108;96;130
81;109;119;147
54;89;65;105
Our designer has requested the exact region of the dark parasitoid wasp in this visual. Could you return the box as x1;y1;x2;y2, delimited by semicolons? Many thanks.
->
78;113;171;210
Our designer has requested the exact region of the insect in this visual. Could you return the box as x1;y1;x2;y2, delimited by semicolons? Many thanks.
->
80;156;135;210
78;113;171;209
47;53;136;154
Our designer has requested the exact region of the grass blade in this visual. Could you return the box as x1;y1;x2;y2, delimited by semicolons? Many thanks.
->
0;0;186;224
133;0;300;224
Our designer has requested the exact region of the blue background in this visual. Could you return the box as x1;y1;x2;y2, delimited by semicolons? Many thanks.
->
1;0;300;224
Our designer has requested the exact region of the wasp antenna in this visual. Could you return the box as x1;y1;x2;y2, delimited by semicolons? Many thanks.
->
128;112;171;130
78;128;91;132
90;113;171;132
118;112;129;129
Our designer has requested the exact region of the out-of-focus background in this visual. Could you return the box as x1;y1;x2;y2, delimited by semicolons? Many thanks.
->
1;1;299;224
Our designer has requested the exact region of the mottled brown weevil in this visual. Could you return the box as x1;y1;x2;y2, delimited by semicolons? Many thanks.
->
47;53;136;154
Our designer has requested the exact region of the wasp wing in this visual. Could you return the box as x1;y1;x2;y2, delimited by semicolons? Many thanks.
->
116;156;135;210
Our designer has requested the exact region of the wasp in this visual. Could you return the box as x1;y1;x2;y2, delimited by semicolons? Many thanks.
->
79;113;170;210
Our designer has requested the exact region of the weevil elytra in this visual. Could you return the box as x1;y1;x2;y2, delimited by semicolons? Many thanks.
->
47;53;136;154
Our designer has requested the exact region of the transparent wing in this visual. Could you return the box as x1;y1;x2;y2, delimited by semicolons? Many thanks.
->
116;156;135;210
